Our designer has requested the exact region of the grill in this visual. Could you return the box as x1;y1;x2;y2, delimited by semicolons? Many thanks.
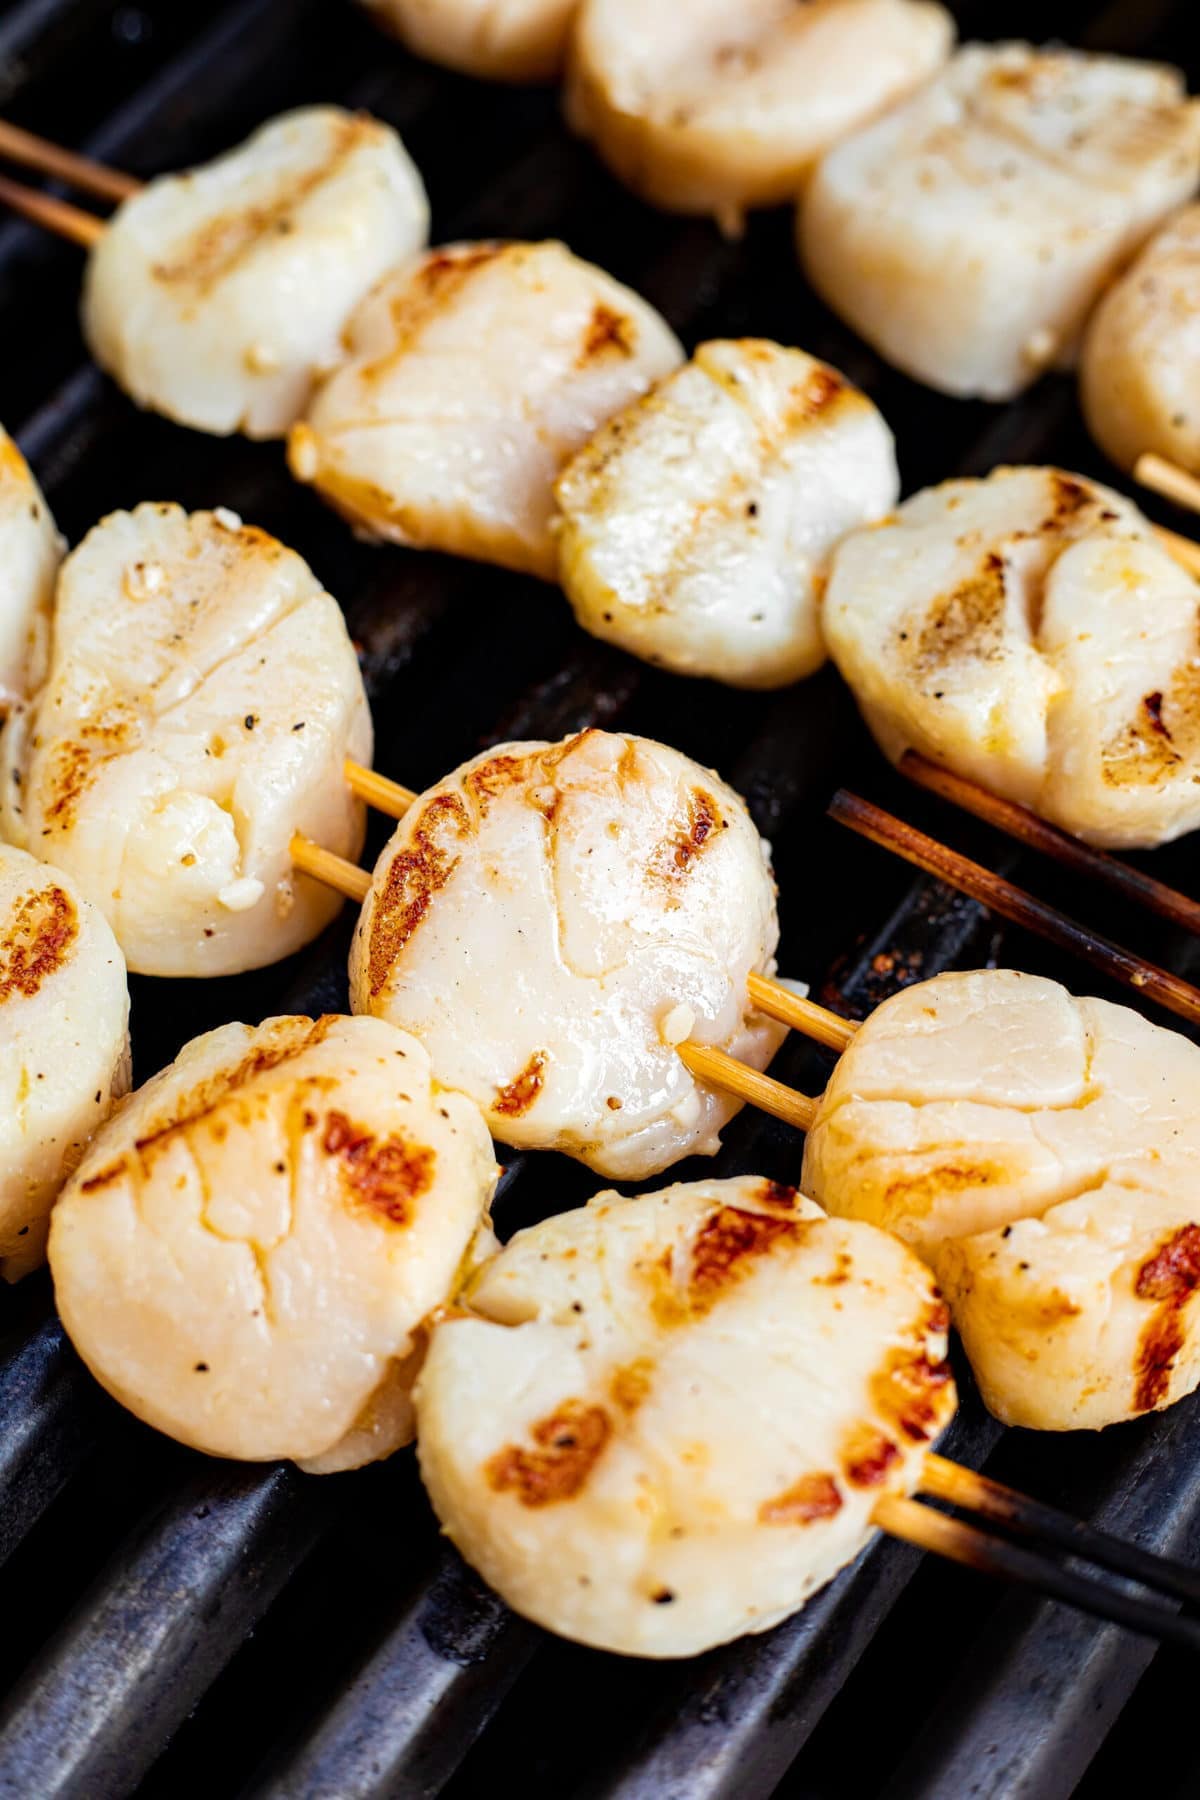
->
1;2;1200;1795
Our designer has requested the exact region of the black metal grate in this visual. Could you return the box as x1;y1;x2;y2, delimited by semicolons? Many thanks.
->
1;3;1200;1795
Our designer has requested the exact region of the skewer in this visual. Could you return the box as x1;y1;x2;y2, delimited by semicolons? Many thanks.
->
1137;452;1200;518
899;751;1200;936
0;173;104;248
342;759;415;818
829;790;1200;1031
0;119;139;203
873;1492;1200;1652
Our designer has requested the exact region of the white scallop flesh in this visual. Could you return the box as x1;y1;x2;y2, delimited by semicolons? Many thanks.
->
565;0;954;231
348;729;785;1178
0;426;63;711
0;503;372;977
800;43;1200;399
0;845;129;1281
49;1013;498;1467
822;464;1200;849
415;1175;955;1655
360;0;577;80
1080;203;1200;476
802;968;1200;1431
82;107;430;439
555;339;899;689
289;241;683;579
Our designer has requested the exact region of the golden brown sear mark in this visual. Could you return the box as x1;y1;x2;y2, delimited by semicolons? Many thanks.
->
758;1179;800;1212
759;1471;842;1526
907;552;1007;679
881;1161;1001;1219
578;304;635;364
609;1358;654;1415
493;1051;547;1119
1134;1223;1200;1412
486;1399;612;1506
1102;653;1200;787
871;1311;953;1444
790;364;845;423
322;1109;434;1225
652;788;723;891
0;884;77;1003
367;790;471;996
841;1425;901;1488
687;1204;804;1314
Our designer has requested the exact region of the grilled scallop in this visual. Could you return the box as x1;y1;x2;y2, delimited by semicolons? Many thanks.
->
0;846;129;1281
288;240;682;579
416;1175;955;1656
349;729;785;1178
802;968;1200;1432
1080;203;1200;476
50;1013;498;1468
0;426;62;711
555;339;898;688
800;44;1200;400
0;503;371;977
82;107;430;439
823;465;1200;849
565;0;954;234
359;0;577;80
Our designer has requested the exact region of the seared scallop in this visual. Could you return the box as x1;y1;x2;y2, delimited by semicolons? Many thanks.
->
555;339;898;688
801;44;1200;399
349;729;785;1178
0;503;372;977
0;425;62;711
83;107;430;438
289;240;682;579
802;968;1200;1431
0;846;129;1281
566;0;954;233
822;465;1200;849
359;0;577;80
415;1175;955;1655
50;1013;498;1468
1080;203;1200;476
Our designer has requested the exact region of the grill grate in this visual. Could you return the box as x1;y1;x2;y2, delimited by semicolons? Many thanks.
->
1;3;1199;1796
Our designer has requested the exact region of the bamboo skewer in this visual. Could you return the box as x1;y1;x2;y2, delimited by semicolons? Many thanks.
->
0;119;139;203
675;1041;818;1133
829;789;1200;1031
1137;451;1200;518
899;752;1200;936
0;173;105;247
343;759;415;818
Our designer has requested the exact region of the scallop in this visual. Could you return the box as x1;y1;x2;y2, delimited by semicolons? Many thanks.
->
801;43;1200;399
289;240;682;579
822;464;1200;849
359;0;577;80
415;1174;955;1655
802;968;1200;1431
0;845;129;1282
50;1013;498;1468
0;503;372;977
83;107;430;438
0;425;62;711
565;0;954;234
555;338;898;688
349;729;786;1178
1080;203;1200;476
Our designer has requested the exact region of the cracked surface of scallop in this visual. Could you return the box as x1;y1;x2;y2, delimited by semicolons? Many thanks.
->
0;503;372;977
802;968;1200;1430
415;1175;955;1656
349;729;786;1179
49;1013;498;1468
0;844;129;1282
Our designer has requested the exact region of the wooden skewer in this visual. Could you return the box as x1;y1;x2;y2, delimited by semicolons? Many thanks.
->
1153;522;1200;580
0;172;105;247
899;751;1200;936
830;789;1200;1031
0;118;140;203
343;759;415;818
1137;452;1200;518
290;833;370;904
745;971;856;1051
872;1491;1200;1652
